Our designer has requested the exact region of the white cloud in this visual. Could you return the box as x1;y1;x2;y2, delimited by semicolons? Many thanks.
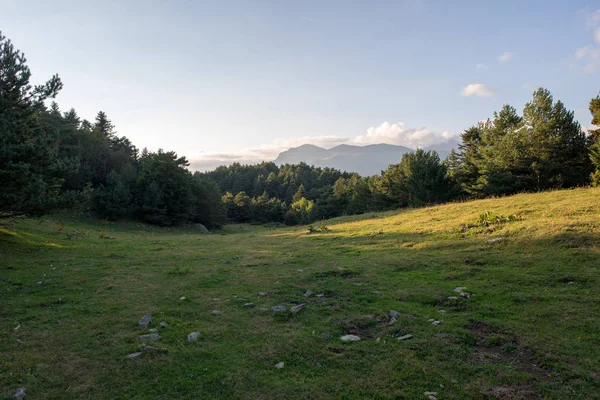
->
460;83;496;97
476;63;486;69
574;9;600;73
497;51;512;62
188;122;458;171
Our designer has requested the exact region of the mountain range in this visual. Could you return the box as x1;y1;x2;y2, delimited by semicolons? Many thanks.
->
274;143;451;176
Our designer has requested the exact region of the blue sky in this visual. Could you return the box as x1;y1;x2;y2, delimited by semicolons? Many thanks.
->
2;0;599;170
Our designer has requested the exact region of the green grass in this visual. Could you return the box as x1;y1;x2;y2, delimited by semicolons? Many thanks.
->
1;188;600;399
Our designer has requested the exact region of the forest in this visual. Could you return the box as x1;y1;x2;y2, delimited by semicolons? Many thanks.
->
2;30;600;227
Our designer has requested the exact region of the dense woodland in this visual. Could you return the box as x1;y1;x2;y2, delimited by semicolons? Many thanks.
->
2;31;600;228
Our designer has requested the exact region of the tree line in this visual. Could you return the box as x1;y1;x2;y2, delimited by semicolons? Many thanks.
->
2;31;600;227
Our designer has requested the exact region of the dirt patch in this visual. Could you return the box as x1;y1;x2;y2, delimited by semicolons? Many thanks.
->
334;314;384;340
313;269;360;279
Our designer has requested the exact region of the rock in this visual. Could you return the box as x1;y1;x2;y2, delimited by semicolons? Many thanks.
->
138;333;160;341
486;237;503;244
138;314;152;328
437;309;446;313
424;392;438;400
453;286;466;293
389;310;399;319
36;281;44;285
447;296;458;300
398;334;413;341
195;223;210;234
160;321;169;328
432;320;441;326
297;269;304;272
244;303;255;308
460;292;473;299
187;331;201;342
149;328;158;333
259;307;269;311
271;305;287;313
290;303;305;314
303;289;313;297
144;345;167;352
275;361;285;369
211;310;222;315
12;388;26;399
179;296;186;301
126;352;143;359
340;334;361;342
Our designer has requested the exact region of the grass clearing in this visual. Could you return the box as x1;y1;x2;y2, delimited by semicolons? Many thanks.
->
1;188;600;399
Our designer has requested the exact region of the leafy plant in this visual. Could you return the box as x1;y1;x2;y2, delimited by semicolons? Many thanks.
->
478;211;521;227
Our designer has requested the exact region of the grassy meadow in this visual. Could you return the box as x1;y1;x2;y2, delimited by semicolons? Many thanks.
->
1;188;600;399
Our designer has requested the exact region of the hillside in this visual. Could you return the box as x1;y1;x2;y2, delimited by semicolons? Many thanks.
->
1;188;599;399
274;143;422;175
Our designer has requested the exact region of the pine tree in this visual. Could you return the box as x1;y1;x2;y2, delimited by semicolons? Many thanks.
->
0;31;64;217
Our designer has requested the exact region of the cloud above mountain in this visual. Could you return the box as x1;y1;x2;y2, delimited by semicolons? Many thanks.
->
189;122;458;171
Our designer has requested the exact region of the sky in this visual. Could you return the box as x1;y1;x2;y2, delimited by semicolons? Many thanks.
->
2;0;599;171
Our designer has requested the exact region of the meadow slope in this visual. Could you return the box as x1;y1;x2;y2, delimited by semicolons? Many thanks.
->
1;188;600;399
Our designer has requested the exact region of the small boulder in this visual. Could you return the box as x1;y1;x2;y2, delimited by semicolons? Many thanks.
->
211;310;222;315
453;287;466;293
244;303;255;308
160;321;169;328
432;320;441;326
275;361;285;369
149;328;158;333
340;334;361;342
138;314;152;328
424;392;438;400
36;281;44;286
272;305;287;312
389;310;399;319
138;333;160;341
303;289;313;297
187;331;201;342
290;304;305;314
398;334;413;341
179;296;186;301
126;352;143;359
12;388;26;400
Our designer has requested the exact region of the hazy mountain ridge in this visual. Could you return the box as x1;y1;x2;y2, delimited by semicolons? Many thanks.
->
274;143;450;176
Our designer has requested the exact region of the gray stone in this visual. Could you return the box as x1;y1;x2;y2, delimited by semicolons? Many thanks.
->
437;309;446;313
259;307;269;311
195;223;210;234
453;286;466;293
275;361;285;369
138;314;152;328
160;321;169;328
486;237;503;244
211;310;222;315
149;328;158;333
303;289;313;297
398;334;413;340
432;320;441;326
290;303;305;314
36;281;44;285
244;303;255;308
460;291;473;299
340;334;361;342
138;333;160;341
447;296;458;300
424;392;438;400
389;310;399;319
187;331;201;342
12;388;26;399
126;352;143;359
179;296;186;301
271;305;287;312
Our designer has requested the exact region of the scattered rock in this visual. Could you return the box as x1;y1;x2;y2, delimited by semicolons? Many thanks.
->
447;296;458;300
138;314;152;328
195;223;210;234
187;331;201;342
486;237;504;244
159;321;169;328
36;281;44;285
453;287;466;293
303;289;313;297
389;310;399;319
275;361;285;369
340;334;361;342
126;352;143;359
397;334;413;341
244;303;255;308
259;307;269;311
316;293;325;298
179;296;186;301
143;345;167;352
12;388;26;399
211;310;222;315
460;292;473;299
138;333;160;341
432;320;441;326
272;305;287;313
424;392;438;400
437;309;446;313
149;328;158;333
290;303;305;314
